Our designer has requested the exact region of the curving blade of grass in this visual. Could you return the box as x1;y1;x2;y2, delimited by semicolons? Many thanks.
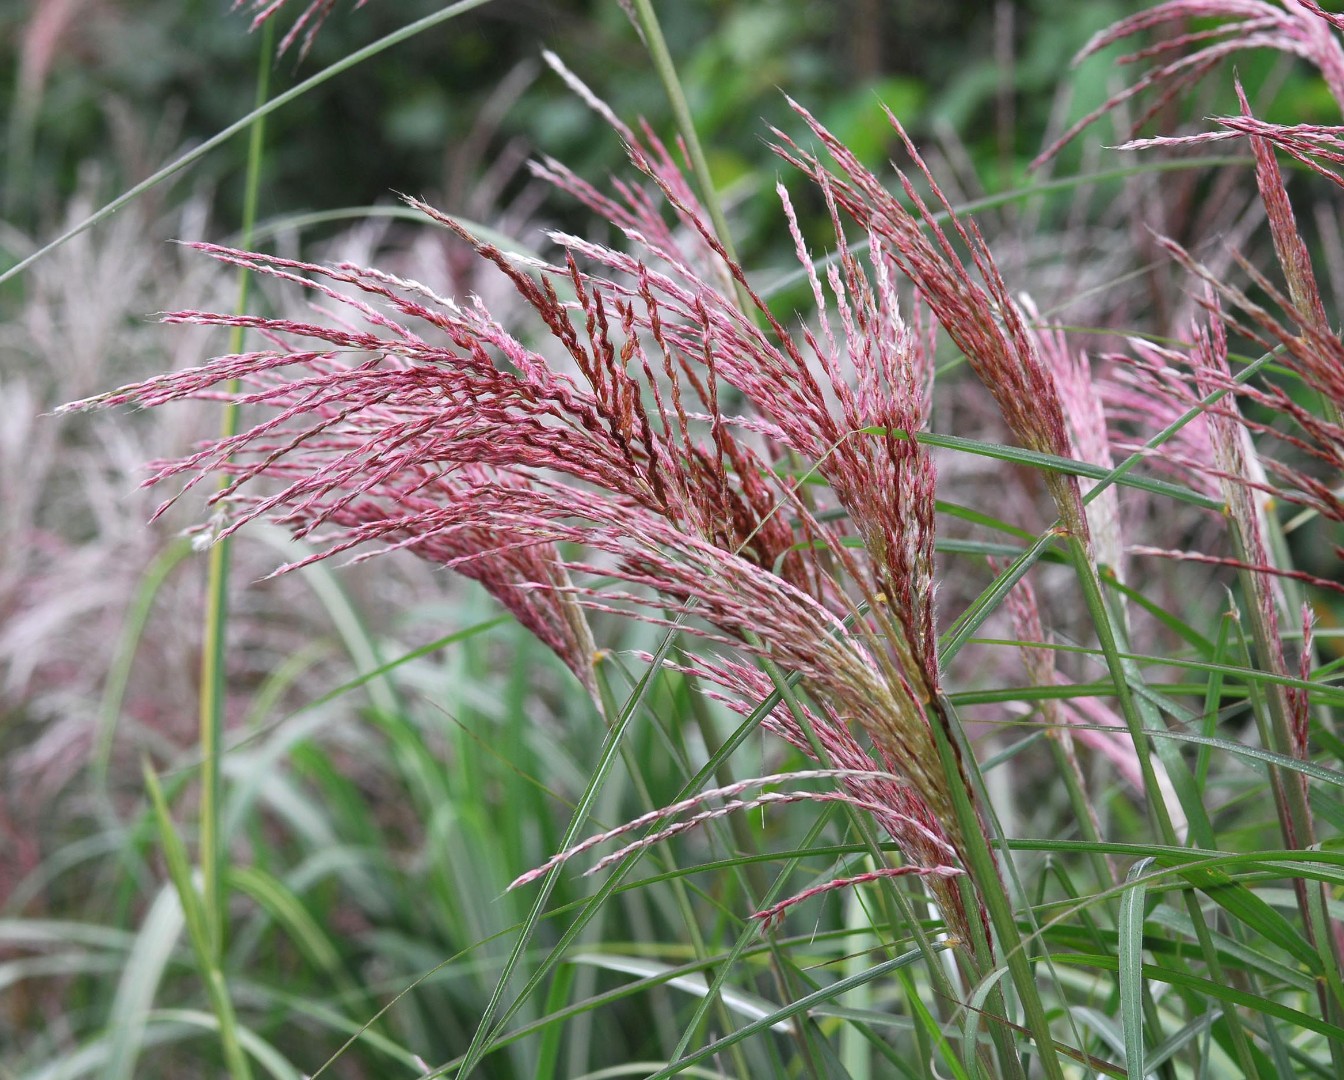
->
0;0;499;290
92;538;193;793
148;1009;303;1080
99;882;186;1080
1120;858;1155;1080
142;761;253;1079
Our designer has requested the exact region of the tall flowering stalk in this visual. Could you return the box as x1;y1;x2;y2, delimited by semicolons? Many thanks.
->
776;102;1091;547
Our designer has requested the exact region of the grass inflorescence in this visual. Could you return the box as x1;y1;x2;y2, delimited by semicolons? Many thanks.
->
6;1;1344;1077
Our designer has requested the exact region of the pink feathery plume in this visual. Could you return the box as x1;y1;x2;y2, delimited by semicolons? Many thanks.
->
311;466;601;698
775;173;942;688
509;763;965;933
1024;299;1125;577
520;504;962;856
1193;313;1302;732
1116;116;1344;191
534;51;738;300
677;654;960;861
61;105;987;942
1299;0;1344;32
775;101;1090;546
1138;96;1344;531
1099;336;1223;499
1188;308;1336;969
1099;334;1344;580
1033;0;1344;168
1100;84;1344;538
508;769;903;888
753;866;965;930
647;654;980;939
1231;78;1332;333
510;89;948;700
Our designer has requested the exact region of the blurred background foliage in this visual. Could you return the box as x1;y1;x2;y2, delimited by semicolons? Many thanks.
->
5;0;1341;258
0;1;1152;242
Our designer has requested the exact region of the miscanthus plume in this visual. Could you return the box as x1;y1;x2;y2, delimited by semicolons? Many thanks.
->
59;83;1113;948
45;1;1344;1072
82;36;1344;971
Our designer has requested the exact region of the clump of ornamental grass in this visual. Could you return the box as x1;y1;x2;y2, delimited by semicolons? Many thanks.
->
62;106;973;913
57;67;1121;1068
48;0;1344;1074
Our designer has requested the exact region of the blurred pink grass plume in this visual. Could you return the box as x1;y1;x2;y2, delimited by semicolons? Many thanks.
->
1033;0;1344;168
235;0;369;58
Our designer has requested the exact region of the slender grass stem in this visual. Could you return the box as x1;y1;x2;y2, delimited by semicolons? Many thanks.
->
197;18;272;968
143;762;254;1080
926;695;1061;1080
626;0;756;319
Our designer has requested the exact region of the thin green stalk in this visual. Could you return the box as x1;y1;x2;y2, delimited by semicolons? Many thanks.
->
626;0;756;317
198;19;272;963
663;807;843;1062
143;762;253;1080
532;962;575;1080
659;641;963;1076
840;883;875;1080
1043;734;1115;889
948;694;1109;1079
1230;546;1321;859
925;695;1064;1080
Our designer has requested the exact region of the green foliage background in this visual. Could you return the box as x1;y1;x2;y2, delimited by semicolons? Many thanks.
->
2;2;1151;235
